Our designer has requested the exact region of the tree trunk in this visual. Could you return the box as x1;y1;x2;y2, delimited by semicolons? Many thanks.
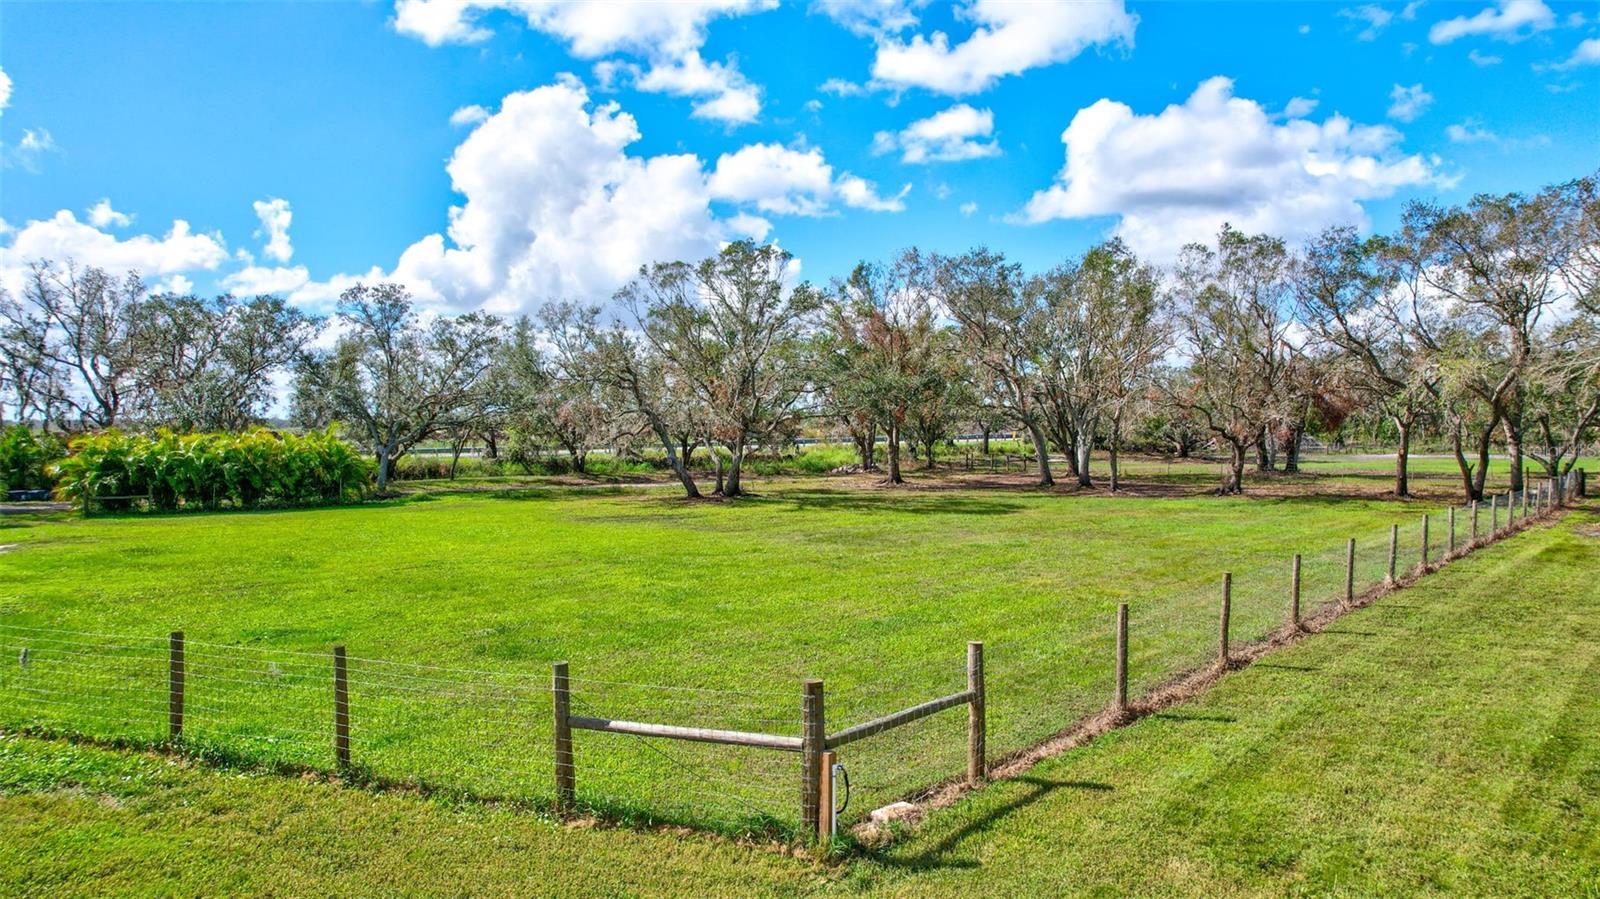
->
1471;425;1493;499
1075;424;1093;488
886;421;904;485
1254;429;1273;472
1025;419;1054;487
1393;416;1412;498
647;417;699;498
1220;440;1245;495
924;435;937;470
375;443;392;494
1452;418;1497;502
1450;428;1477;502
724;438;746;497
449;441;464;480
1108;418;1122;493
710;441;725;495
1502;416;1524;495
980;426;990;455
1283;423;1302;473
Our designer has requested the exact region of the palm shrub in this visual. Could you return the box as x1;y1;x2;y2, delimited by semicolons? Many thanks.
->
51;426;372;512
0;426;67;492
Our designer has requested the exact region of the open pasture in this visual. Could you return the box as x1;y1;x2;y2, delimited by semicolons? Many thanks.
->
0;470;1487;832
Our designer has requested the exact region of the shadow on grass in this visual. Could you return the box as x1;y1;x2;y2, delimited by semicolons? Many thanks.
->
877;775;1113;871
761;489;1030;517
1150;711;1236;724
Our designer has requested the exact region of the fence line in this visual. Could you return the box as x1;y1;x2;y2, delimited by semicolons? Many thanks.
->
0;471;1584;841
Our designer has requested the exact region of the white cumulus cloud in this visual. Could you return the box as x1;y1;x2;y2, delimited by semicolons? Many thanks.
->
5;128;56;173
0;211;229;293
449;104;490;126
836;174;910;212
385;79;728;312
1387;83;1434;122
0;66;10;113
1339;5;1394;41
1446;119;1498;143
392;0;775;124
252;198;294;263
1552;37;1600;69
86;199;133;229
863;0;1137;95
709;142;909;214
1019;76;1445;260
222;251;313;296
871;103;1001;163
1429;0;1554;44
810;0;922;37
1283;96;1320;118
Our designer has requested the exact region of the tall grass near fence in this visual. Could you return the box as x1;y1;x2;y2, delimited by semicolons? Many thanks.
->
0;475;1583;840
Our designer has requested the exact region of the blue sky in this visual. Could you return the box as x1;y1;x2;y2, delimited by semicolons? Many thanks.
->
1;0;1597;316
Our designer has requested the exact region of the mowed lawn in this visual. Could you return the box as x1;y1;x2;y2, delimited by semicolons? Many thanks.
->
0;478;1512;828
0;473;1556;827
2;503;1595;896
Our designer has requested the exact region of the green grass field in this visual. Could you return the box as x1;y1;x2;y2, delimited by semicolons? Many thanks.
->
2;453;1510;831
3;501;1594;896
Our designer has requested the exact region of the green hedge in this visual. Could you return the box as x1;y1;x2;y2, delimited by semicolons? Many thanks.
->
52;427;372;512
0;426;67;492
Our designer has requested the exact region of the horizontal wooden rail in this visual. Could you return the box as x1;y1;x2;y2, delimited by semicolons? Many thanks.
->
826;689;975;749
568;715;804;752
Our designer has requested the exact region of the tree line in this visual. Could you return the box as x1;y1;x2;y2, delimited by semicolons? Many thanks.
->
3;170;1596;501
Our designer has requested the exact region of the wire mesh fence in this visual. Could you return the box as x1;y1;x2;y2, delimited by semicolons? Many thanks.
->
0;479;1580;838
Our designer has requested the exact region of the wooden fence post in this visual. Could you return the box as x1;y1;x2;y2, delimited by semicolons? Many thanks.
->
1114;604;1129;711
1386;524;1398;585
1471;501;1480;542
967;641;985;785
1421;514;1430;568
1578;468;1587;498
1448;506;1456;553
168;631;185;742
1218;573;1232;668
1290;555;1302;630
1490;494;1499;534
801;679;825;839
333;645;350;770
1344;538;1356;605
553;661;574;812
